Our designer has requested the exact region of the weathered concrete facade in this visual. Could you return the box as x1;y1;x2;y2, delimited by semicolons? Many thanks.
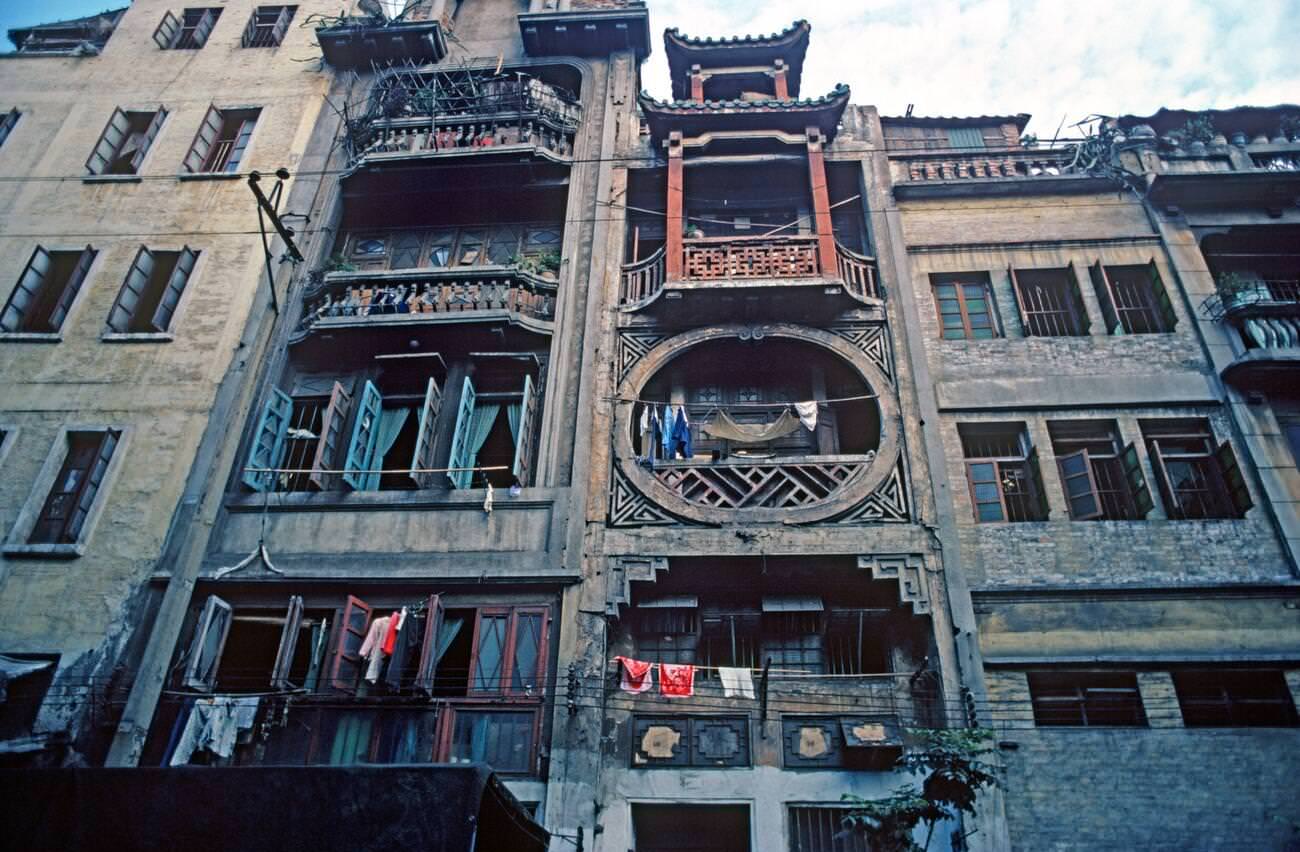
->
4;4;1300;852
0;0;335;765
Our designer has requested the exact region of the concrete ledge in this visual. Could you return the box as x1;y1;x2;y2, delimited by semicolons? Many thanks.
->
935;372;1219;411
2;542;85;559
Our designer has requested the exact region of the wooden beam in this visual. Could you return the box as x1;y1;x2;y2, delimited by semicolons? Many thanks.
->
805;126;837;278
665;131;684;282
690;64;704;102
773;60;789;100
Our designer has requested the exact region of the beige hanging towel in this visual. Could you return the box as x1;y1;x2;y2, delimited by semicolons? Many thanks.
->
700;409;802;443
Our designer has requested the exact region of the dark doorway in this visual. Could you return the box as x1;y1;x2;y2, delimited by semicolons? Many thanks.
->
632;804;751;852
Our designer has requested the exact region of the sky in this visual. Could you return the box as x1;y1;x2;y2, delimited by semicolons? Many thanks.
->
3;0;1298;137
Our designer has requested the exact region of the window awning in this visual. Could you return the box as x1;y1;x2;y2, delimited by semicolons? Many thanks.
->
761;596;824;613
840;716;903;748
638;595;699;609
0;655;54;681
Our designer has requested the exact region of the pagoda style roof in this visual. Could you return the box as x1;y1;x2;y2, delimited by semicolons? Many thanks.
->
881;113;1031;131
8;7;126;54
639;83;850;144
665;20;811;100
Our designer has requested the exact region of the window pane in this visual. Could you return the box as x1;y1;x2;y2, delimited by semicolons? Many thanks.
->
511;613;542;691
976;502;1004;522
449;711;534;772
473;615;507;691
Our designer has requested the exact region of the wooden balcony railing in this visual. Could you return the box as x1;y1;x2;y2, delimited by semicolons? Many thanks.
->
618;237;880;305
900;148;1076;182
296;268;555;337
653;454;872;510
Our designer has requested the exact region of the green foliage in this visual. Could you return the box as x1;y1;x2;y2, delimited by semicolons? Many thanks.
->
840;728;1000;851
1280;114;1300;140
322;252;358;274
1170;114;1217;145
1019;133;1038;149
512;250;562;277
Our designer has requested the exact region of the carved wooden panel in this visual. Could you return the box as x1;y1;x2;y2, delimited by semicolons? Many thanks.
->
633;715;750;768
683;237;820;280
653;458;869;510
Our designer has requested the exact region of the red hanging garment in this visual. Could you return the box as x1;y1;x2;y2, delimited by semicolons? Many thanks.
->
659;663;695;697
615;656;654;694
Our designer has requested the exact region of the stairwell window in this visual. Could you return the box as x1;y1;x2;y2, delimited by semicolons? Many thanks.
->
183;106;260;174
959;422;1049;522
1;245;97;336
85;108;167;176
105;246;199;336
241;6;296;48
1047;420;1152;520
932;272;999;340
1139;419;1252;519
1008;265;1090;337
153;8;221;49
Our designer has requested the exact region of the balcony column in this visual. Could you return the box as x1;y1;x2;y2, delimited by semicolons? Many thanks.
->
772;59;789;100
665;131;684;282
689;64;705;102
806;126;837;278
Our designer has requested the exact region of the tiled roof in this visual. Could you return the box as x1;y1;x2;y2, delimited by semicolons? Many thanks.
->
664;19;809;49
881;113;1031;130
640;83;849;113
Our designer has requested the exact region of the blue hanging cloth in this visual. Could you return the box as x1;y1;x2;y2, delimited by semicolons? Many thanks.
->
671;406;692;459
661;404;675;459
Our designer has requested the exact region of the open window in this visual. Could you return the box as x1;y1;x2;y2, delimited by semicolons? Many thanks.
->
447;368;541;489
1048;420;1151;520
1088;260;1177;334
105;246;198;334
184;106;260;174
1;245;96;334
1140;418;1252;519
28;430;121;545
86;108;167;176
959;422;1049;522
241;5;295;47
182;595;233;691
1008;265;1090;337
153;8;220;49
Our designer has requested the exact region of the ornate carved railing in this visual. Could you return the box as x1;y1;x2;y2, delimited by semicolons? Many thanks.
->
835;244;880;300
296;269;555;337
682;234;820;280
900;149;1075;182
619;246;666;305
653;455;871;510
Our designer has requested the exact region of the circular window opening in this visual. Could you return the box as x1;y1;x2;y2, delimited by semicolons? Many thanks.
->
632;337;881;461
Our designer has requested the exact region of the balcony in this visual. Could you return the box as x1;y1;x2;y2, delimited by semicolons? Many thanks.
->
653;454;873;511
315;15;447;69
1200;270;1300;387
890;148;1113;199
343;68;581;171
619;237;879;307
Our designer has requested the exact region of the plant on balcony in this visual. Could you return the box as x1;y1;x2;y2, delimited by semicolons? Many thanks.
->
322;252;359;274
1281;114;1300;142
1019;133;1038;149
512;251;561;279
1168;114;1217;149
841;728;1000;851
1215;271;1269;308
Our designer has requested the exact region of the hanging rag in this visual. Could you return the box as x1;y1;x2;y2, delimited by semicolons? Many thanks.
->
615;656;655;694
659;663;695;697
670;407;693;458
717;666;756;699
639;405;653;460
660;405;676;459
359;615;392;683
168;696;261;765
701;409;801;443
794;401;819;432
381;610;401;655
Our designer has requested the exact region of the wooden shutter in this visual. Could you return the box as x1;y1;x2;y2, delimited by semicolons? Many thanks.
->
1066;262;1091;335
47;245;96;333
2;246;52;332
1148;260;1178;332
242;388;292;491
107;247;155;333
327;595;372;692
86;107;129;175
184;105;223;173
1214;440;1253;517
224;117;256;172
412;594;445;696
153;10;180;48
511;374;537;486
65;429;118;541
150;246;197;332
1088;261;1121;335
1120;442;1153;519
241;10;259;46
1056;449;1103;520
1026;446;1049;520
130;109;167;173
193;8;218;46
270;6;293;45
270;595;304;688
409;376;443;488
447;376;477;489
1146;441;1179;519
341;380;382;490
1007;266;1032;336
183;595;233;691
947;126;985;149
309;381;352;490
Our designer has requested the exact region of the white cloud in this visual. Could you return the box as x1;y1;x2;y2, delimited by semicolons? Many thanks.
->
640;0;1300;137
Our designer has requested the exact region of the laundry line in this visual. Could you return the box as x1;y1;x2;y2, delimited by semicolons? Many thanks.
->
606;391;879;408
608;659;810;676
242;464;510;475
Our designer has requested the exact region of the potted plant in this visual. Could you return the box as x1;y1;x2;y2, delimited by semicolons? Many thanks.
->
1216;271;1267;310
1280;114;1300;143
322;252;359;274
1171;114;1216;154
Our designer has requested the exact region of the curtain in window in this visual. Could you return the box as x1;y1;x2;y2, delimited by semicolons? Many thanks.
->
466;404;501;474
506;400;522;443
362;406;411;489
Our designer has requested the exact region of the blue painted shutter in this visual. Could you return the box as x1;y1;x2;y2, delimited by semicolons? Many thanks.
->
409;376;443;488
1148;260;1178;331
2;246;51;332
447;376;476;489
242;388;292;491
107;246;155;333
151;246;198;332
193;8;218;46
342;380;382;490
511;374;536;485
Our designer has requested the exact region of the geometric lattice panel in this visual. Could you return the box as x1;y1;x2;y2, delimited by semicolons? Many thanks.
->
608;463;687;527
616;329;670;384
857;553;930;615
829;322;893;385
832;453;911;524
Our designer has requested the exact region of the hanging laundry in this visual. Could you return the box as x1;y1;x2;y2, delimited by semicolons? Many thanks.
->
702;409;801;443
381;610;401;656
794;401;819;432
717;666;755;699
168;695;261;765
659;662;695;697
639;405;653;461
661;404;676;459
669;406;692;459
359;615;392;683
615;656;655;694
